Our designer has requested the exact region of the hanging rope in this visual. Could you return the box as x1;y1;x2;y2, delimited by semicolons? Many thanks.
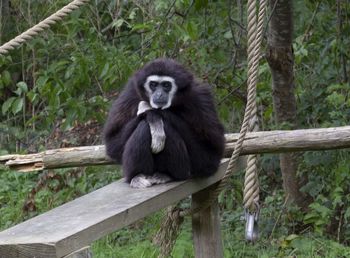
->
0;0;90;55
243;0;267;215
154;0;267;256
243;105;259;212
242;1;267;241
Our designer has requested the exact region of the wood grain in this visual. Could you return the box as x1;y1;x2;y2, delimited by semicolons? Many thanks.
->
1;126;349;172
192;184;223;258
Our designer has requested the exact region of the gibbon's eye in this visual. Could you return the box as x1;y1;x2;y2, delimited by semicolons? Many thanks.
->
149;81;158;91
162;81;172;92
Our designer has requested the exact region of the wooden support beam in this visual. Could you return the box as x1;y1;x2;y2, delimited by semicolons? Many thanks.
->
1;126;349;172
192;184;223;258
63;246;92;258
0;159;245;258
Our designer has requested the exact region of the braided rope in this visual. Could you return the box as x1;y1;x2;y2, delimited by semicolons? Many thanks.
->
243;0;267;212
243;105;260;211
0;0;90;55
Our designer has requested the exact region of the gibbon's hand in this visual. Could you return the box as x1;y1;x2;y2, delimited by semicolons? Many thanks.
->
136;101;166;154
137;101;152;116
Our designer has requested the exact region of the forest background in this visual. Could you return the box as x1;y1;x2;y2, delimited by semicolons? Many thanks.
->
0;0;349;257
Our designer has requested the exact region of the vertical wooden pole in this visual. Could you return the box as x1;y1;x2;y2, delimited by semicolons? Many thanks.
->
192;184;224;258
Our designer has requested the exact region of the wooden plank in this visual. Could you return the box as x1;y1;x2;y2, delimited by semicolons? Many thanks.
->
0;244;56;258
192;184;223;258
63;246;92;258
0;159;245;258
1;126;349;172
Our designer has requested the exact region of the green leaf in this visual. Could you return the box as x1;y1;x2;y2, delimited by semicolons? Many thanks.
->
2;97;16;115
27;91;39;105
128;8;138;20
186;22;198;40
11;98;24;114
36;75;49;88
112;19;125;28
285;234;298;241
100;63;110;78
224;30;233;39
65;64;75;80
1;70;11;86
17;81;28;93
13;88;22;96
132;23;151;31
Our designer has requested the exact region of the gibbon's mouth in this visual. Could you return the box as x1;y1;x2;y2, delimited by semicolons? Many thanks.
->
152;101;167;108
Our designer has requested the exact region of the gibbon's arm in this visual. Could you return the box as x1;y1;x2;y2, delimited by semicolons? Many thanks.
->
103;85;140;162
180;83;225;152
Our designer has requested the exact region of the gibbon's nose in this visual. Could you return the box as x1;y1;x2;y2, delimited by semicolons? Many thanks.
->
153;91;168;106
155;91;163;98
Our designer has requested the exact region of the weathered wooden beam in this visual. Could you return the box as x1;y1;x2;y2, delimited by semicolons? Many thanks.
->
63;246;92;258
0;159;244;258
192;184;224;258
1;126;349;172
0;146;107;172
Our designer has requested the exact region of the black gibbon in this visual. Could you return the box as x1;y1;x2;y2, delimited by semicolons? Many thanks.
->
103;58;225;188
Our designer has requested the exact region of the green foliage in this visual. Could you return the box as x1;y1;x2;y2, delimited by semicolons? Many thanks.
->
1;0;248;151
0;0;350;256
299;151;350;239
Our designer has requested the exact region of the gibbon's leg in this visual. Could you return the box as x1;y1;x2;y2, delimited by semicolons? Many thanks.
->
130;113;173;188
162;111;222;177
154;124;191;180
122;120;154;183
105;117;141;162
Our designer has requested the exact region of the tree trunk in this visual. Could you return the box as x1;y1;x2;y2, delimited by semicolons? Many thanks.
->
0;0;10;43
266;0;309;209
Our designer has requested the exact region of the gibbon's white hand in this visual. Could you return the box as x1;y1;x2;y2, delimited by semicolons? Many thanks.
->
137;101;166;154
137;101;152;116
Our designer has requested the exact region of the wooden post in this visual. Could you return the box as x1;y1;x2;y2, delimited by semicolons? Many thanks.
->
192;184;224;258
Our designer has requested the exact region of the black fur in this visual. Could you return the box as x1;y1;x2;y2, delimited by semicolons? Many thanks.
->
103;58;225;182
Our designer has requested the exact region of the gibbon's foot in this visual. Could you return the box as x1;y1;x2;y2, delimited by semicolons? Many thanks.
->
129;173;172;188
151;173;172;184
130;174;153;188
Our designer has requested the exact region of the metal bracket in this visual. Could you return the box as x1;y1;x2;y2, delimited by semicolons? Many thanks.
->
244;202;260;242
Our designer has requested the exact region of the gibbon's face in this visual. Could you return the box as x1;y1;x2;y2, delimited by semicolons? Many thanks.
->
143;75;178;109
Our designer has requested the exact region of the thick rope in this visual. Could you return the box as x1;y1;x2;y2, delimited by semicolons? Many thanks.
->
0;0;90;55
243;106;260;211
154;1;267;256
153;206;183;257
243;0;268;212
